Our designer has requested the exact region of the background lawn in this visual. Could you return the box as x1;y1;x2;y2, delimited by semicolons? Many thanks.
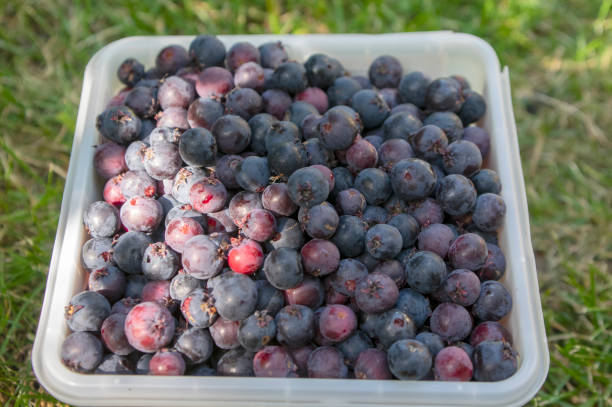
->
0;0;610;405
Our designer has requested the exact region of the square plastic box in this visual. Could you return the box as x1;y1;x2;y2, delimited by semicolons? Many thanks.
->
33;32;549;406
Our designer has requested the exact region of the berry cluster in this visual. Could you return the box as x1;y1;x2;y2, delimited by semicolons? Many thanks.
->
64;35;516;382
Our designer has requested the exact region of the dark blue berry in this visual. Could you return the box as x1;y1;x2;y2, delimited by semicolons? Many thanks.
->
398;71;430;108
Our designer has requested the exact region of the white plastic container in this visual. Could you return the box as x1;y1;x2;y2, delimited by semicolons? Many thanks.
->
33;32;549;406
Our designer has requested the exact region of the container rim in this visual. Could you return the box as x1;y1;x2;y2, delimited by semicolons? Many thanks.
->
32;31;549;407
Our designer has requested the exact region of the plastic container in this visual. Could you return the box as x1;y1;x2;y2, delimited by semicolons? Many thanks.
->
33;32;549;406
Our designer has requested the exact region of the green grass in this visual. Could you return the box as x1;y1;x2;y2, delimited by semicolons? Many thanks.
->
0;0;610;405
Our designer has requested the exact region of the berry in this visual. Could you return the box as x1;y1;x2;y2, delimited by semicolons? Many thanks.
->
458;90;487;126
318;304;357;342
96;106;142;145
387;339;432;380
179;128;217;167
287;166;330;208
156;45;189;74
158;76;194;110
331;215;367;258
472;193;506;232
189;35;226;68
417;223;456;259
473;281;513;322
470;321;514;347
443;140;482;177
346;138;379;173
235;156;270;192
238;311;276;352
253;346;298;377
317;106;361;151
430;302;473;342
120;196;162;233
94;142;128;179
259;42;289;69
88;266;126;303
217;348;255;376
390;158;437;202
423;111;464;142
182;235;224;279
195;67;234;100
117;58;145;86
382;112;423;142
330;258;368;297
473;341;517;381
112;231;152;274
476;243;507;281
261;89;292;119
181;288;218;328
425;77;464;112
228;239;264;275
241;209;276;242
300;239;340;277
296;87;329;114
376;308;416;348
379;138;414;170
150;349;186;376
120;170;157;199
81;237;114;271
304;53;343;90
415;331;445;357
61;332;103;372
187;98;224;130
65;291;110;332
434;346;473;381
396;288;432;329
275;304;315;347
351;89;390;129
285;276;325;309
209;317;240;349
189;177;228;214
368;55;403;88
307;346;348;378
271;61;308;95
169;271;202;301
264;247;304;290
227;42;260;73
175;328;214;365
354;167;391;205
212;114;252;154
165;217;205;253
83;201;120;238
404;250;447;294
100;313;134;355
448;233;488;271
124;301;175;353
436;174;477;216
225;87;263;120
355;348;392;380
95;354;133;375
471;169;501;195
266;217;304;251
210;272;258;321
463;125;491;158
355;272;399;313
398;71;430;108
365;224;403;260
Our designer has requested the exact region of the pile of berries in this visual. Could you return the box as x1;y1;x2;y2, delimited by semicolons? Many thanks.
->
62;35;517;382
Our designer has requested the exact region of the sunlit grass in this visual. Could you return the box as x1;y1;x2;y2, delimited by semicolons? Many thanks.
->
0;0;610;405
